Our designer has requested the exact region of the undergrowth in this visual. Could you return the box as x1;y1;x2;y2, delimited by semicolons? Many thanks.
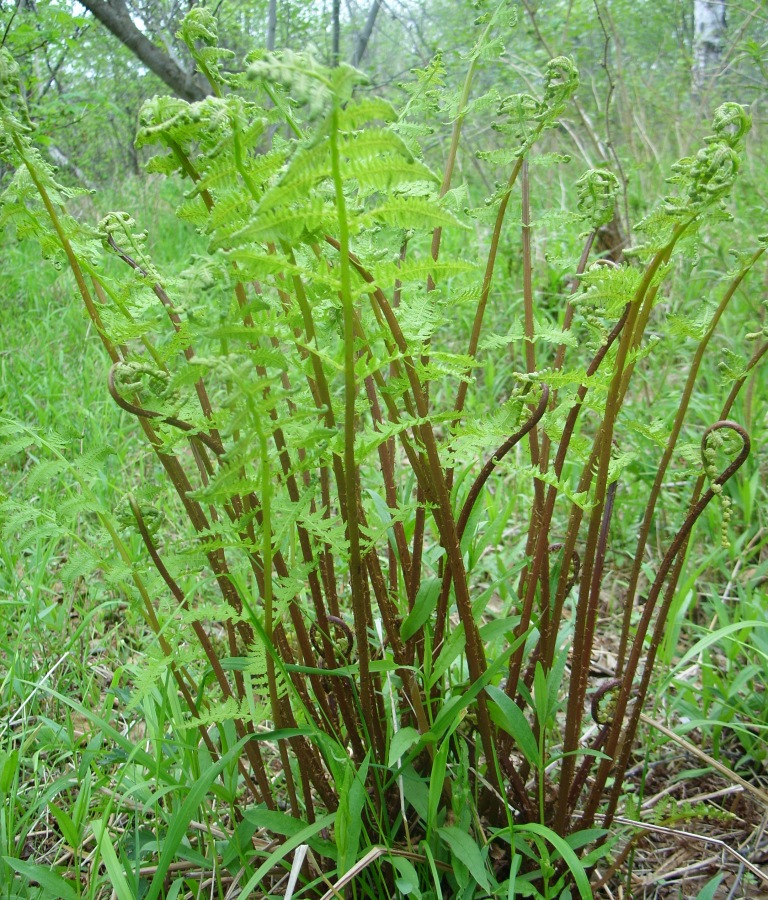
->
1;3;767;898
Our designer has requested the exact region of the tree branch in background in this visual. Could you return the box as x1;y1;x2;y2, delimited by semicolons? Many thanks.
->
332;0;340;66
266;0;277;53
352;0;382;67
77;0;209;101
48;144;96;189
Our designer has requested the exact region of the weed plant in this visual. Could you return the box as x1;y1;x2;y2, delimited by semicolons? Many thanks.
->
1;4;767;897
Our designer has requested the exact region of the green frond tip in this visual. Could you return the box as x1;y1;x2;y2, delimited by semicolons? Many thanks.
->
0;48;21;101
497;92;541;130
245;50;367;114
177;7;219;49
542;56;579;113
135;96;191;148
576;169;618;229
0;50;34;138
177;7;234;88
709;102;751;149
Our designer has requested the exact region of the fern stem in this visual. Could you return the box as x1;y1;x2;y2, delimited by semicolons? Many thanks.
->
14;137;120;366
616;246;766;671
583;423;750;832
432;385;549;657
517;160;546;612
130;499;274;806
167;137;367;760
554;228;684;831
533;304;630;673
453;157;524;425
330;99;383;760
429;0;507;272
537;229;598;473
103;237;221;440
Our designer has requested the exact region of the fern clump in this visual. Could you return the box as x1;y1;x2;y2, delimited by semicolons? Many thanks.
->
1;4;766;896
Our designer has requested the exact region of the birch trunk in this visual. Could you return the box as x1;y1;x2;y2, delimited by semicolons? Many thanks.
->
693;0;727;93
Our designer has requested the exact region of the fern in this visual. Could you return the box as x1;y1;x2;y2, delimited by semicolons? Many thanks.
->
2;10;766;895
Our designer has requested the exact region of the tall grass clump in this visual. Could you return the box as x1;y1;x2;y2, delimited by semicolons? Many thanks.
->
1;3;766;896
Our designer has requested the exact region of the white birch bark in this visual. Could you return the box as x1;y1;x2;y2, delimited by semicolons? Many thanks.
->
693;0;727;93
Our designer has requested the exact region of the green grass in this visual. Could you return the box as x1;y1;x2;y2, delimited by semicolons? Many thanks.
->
0;197;235;894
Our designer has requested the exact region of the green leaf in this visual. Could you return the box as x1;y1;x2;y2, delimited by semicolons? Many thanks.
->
143;736;251;900
533;661;550;725
427;635;527;745
426;739;450;840
437;825;491;893
242;809;337;859
428;624;466;686
3;859;78;900
486;684;540;768
515;822;592;900
71;770;91;832
337;752;371;874
238;813;337;896
388;726;422;767
90;819;134;900
48;803;80;850
696;874;724;900
362;196;468;231
401;577;441;641
400;765;430;820
0;749;19;794
392;856;422;898
673;620;768;672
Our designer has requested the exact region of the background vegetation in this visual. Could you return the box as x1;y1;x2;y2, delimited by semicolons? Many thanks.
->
1;1;768;898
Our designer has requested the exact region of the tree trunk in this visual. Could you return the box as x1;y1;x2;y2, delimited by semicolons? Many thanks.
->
78;0;209;101
352;0;382;68
48;145;96;190
693;0;727;94
266;0;277;52
332;0;340;66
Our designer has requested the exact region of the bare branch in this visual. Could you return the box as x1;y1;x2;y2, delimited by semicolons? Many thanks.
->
352;0;382;67
77;0;208;101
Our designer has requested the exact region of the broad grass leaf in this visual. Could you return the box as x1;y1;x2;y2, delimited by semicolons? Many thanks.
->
533;661;550;726
673;619;767;671
337;752;371;874
515;822;592;900
400;765;429;820
427;739;450;840
427;637;526;745
243;809;337;859
437;825;491;893
486;683;540;768
429;623;466;687
0;749;19;794
392;856;422;898
696;874;724;900
420;842;446;900
401;577;440;641
388;726;421;767
90;819;134;900
28;687;179;785
48;802;79;849
143;736;252;900
3;859;79;900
